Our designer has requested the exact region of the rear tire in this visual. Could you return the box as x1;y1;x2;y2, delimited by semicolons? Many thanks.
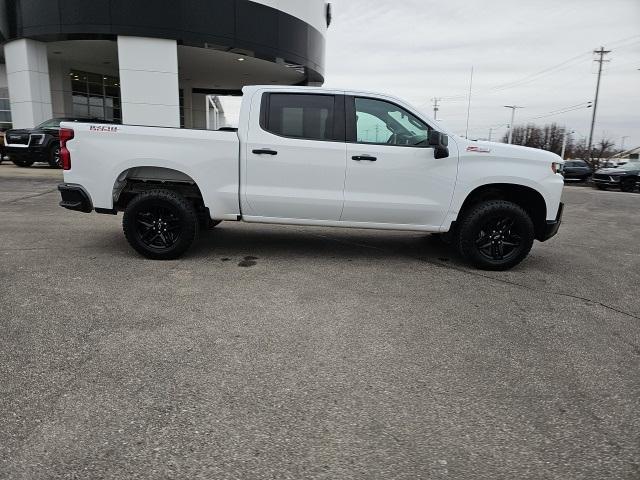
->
457;200;534;271
123;189;199;260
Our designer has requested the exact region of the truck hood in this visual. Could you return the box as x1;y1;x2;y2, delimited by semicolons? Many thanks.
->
456;138;563;164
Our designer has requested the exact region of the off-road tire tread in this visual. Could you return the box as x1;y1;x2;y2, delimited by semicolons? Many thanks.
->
456;200;534;271
123;189;199;260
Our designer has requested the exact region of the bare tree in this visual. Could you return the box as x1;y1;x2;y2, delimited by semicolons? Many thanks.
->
502;123;571;156
502;124;619;169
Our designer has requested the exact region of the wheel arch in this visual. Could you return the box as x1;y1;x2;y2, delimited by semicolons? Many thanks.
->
458;183;548;240
112;166;207;213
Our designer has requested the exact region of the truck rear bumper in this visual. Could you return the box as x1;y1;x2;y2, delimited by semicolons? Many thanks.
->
539;202;563;242
58;183;93;213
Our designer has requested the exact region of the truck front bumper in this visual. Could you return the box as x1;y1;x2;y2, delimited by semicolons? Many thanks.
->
6;145;50;162
539;202;563;242
58;183;93;213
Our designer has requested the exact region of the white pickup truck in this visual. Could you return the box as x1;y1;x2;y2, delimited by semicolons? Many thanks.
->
58;85;564;270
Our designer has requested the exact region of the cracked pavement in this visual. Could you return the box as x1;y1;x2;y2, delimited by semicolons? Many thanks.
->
1;164;639;479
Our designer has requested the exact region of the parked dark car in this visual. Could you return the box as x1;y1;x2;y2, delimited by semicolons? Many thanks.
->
592;162;640;192
562;159;592;181
0;130;6;164
4;117;118;168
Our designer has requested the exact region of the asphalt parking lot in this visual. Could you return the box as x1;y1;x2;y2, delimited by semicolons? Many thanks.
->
1;163;639;479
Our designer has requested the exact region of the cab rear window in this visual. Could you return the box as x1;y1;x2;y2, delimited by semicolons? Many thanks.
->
261;93;342;142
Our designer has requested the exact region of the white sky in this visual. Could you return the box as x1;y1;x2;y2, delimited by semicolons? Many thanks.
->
324;0;640;149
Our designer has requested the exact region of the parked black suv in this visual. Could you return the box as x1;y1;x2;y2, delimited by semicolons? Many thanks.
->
593;162;640;192
562;159;592;182
4;118;117;168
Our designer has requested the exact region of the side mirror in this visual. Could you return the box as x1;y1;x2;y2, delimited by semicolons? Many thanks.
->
428;131;449;159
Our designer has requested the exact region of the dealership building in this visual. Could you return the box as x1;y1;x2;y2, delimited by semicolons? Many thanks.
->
0;0;330;130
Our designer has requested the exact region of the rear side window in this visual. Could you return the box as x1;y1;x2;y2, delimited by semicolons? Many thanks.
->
262;93;340;142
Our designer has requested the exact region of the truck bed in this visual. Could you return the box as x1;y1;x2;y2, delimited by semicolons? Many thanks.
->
62;123;242;220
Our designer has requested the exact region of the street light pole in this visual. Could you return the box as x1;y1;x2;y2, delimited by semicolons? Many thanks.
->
621;135;629;152
561;129;575;160
504;105;523;144
431;97;441;121
465;66;474;139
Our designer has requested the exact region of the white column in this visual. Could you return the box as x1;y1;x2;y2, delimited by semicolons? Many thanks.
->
117;36;180;128
4;39;52;128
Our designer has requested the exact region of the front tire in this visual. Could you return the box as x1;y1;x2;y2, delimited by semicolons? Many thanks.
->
12;158;34;168
48;145;61;168
620;179;635;193
123;190;199;260
457;200;534;271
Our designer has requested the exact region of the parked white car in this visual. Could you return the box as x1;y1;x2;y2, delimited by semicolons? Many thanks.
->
58;86;564;270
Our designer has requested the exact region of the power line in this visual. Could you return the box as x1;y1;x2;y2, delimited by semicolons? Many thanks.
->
471;101;593;132
436;51;590;103
427;35;639;106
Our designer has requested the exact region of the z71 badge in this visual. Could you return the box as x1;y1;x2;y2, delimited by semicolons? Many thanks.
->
90;125;118;132
466;146;491;153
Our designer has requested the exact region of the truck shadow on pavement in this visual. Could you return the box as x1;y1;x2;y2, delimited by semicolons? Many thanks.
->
185;224;472;270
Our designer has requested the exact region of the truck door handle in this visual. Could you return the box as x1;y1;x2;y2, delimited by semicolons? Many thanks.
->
252;149;278;155
352;155;377;161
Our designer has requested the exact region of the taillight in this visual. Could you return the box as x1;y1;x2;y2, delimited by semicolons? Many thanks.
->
60;128;74;170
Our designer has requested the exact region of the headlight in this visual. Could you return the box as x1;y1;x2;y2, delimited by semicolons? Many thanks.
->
30;134;45;145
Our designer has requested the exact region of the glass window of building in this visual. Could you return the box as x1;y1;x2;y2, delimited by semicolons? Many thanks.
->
71;70;121;122
0;87;12;129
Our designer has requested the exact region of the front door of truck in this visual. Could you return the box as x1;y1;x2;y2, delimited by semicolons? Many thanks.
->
342;96;458;229
243;92;347;221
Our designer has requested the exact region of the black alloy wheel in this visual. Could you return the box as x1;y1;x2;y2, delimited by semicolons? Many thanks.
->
135;205;183;250
474;217;522;262
123;190;199;260
49;146;61;168
457;200;535;271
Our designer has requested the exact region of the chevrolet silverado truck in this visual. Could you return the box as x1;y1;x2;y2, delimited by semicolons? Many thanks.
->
58;86;564;270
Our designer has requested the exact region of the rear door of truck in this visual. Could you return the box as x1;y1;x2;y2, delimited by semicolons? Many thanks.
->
241;90;347;221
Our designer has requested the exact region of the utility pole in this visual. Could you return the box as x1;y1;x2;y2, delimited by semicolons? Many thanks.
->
488;127;494;142
587;47;611;162
431;97;441;120
504;105;524;144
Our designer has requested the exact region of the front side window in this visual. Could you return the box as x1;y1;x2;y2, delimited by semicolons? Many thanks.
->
355;97;430;146
264;94;336;141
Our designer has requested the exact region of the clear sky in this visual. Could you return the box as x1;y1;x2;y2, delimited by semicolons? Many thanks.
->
324;0;640;149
